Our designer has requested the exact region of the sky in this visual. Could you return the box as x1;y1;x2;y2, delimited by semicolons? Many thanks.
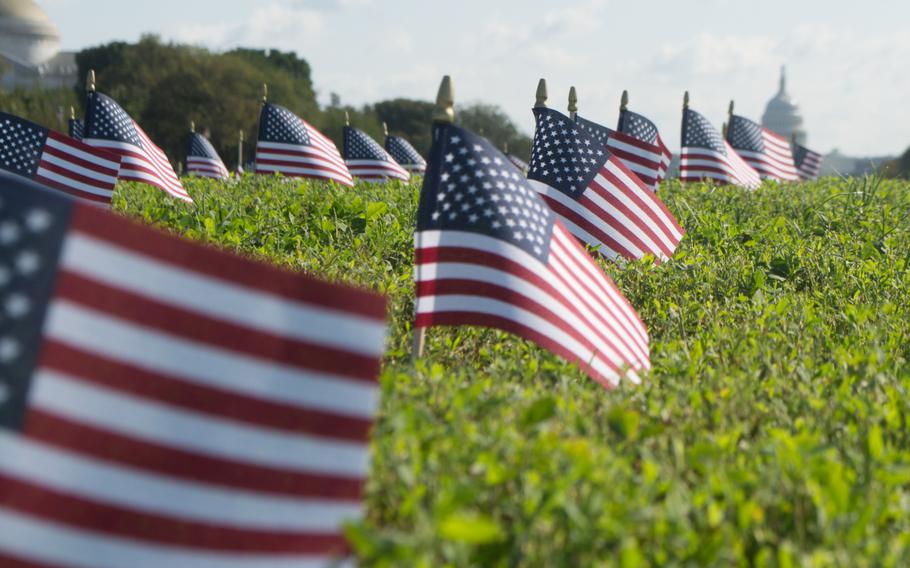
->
40;0;910;156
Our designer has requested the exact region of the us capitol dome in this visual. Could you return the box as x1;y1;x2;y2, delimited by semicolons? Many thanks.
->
761;66;807;146
0;0;77;90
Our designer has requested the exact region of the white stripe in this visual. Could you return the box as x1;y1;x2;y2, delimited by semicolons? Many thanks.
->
598;162;684;241
86;139;190;199
45;137;119;172
40;152;118;186
255;163;353;184
258;140;346;171
35;167;114;197
0;432;362;532
583;180;670;258
43;300;379;420
0;508;351;568
607;137;661;168
31;370;370;477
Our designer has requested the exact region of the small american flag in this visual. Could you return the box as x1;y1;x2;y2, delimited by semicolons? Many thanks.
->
83;92;191;203
507;154;528;173
67;118;84;142
255;103;353;186
344;126;409;182
793;143;823;180
618;109;673;188
680;108;761;189
0;176;388;566
727;114;799;181
415;122;650;388
385;134;427;175
186;132;229;180
0;112;120;207
529;108;683;263
575;114;664;191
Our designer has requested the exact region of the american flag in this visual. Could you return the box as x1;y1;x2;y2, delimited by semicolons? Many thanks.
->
343;126;409;182
414;122;650;388
83;92;191;203
186;132;229;180
507;154;528;172
618;108;673;188
0;112;120;207
793;143;823;180
575;114;664;191
529;108;683;263
385;134;427;175
67;118;84;142
0;176;388;567
255;103;353;186
727;114;799;181
680;108;761;189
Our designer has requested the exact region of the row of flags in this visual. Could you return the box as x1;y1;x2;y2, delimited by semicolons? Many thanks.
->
0;73;829;564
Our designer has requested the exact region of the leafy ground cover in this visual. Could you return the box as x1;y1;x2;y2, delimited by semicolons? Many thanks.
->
116;174;910;566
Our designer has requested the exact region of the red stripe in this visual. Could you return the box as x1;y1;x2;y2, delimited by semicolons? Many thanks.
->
32;175;112;205
0;474;351;554
42;143;119;177
37;159;114;191
0;551;59;568
68;205;387;320
256;145;346;170
38;341;373;442
255;155;351;179
537;193;638;259
589;170;675;256
598;162;683;240
415;311;615;388
54;270;381;383
25;410;364;500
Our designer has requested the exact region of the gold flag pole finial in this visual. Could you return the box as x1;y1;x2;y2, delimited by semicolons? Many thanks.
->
620;90;629;112
433;75;455;123
503;141;509;154
535;78;548;108
728;100;735;117
344;111;350;126
69;106;75;120
190;120;195;133
87;69;96;93
567;86;578;119
683;91;689;109
261;83;268;105
722;122;728;138
238;129;244;171
383;122;389;137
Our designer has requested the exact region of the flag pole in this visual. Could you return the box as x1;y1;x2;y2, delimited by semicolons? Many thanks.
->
412;75;454;361
345;111;350;126
238;129;244;172
383;122;389;138
568;86;577;120
69;106;75;120
87;69;96;93
503;141;509;154
535;78;548;108
261;83;268;105
725;100;734;140
620;89;629;112
680;91;689;163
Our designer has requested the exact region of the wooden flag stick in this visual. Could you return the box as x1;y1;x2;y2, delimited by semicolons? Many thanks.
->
620;89;629;112
568;86;578;120
413;75;455;360
238;129;244;171
728;100;735;117
683;90;689;109
503;141;509;154
535;78;548;108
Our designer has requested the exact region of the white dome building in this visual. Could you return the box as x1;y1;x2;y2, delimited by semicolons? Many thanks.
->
761;66;807;146
0;0;77;90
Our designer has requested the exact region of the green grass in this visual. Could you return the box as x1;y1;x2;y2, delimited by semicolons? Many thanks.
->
115;174;910;566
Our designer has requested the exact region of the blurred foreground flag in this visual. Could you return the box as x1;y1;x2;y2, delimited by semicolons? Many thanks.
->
507;153;528;172
680;107;761;189
529;107;683;263
727;114;799;181
344;126;409;182
186;131;229;180
83;91;192;202
793;143;823;180
415;121;650;388
385;133;427;175
0;176;388;566
255;104;353;186
617;107;673;187
0;112;120;207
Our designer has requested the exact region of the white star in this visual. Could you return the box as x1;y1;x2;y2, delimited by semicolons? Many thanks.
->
16;251;40;275
0;337;20;362
5;294;29;318
0;222;20;245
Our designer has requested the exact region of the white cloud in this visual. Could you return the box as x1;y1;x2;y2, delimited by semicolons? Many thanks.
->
175;2;325;50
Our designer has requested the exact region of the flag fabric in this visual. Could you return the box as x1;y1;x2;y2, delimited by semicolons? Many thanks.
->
67;118;84;142
617;109;673;188
680;108;762;189
83;92;191;203
414;122;650;388
0;112;121;207
507;154;528;172
343;126;409;182
186;132;229;180
529;108;683;263
0;175;388;567
255;103;353;186
793;143;823;180
575;114;664;191
385;134;427;175
727;114;799;181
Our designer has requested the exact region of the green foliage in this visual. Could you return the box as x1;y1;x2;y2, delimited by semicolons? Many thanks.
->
881;146;910;178
114;174;910;566
0;87;78;131
457;102;533;160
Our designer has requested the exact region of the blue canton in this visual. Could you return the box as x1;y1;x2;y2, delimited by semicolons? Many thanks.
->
728;115;765;152
85;93;143;147
258;104;310;145
0;113;47;179
528;108;607;199
619;110;659;144
682;109;727;154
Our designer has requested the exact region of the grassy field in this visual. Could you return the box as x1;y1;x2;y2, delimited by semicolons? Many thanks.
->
115;174;910;567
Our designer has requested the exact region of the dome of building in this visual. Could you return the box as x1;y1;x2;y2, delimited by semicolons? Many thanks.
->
0;0;61;67
761;66;807;146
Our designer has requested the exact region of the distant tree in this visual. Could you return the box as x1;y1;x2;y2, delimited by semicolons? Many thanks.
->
881;146;910;178
374;98;436;156
456;103;533;160
0;88;78;132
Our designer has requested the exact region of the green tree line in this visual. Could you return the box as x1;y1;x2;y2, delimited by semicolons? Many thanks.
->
1;36;532;169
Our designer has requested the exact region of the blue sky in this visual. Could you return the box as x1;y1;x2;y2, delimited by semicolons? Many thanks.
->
41;0;910;156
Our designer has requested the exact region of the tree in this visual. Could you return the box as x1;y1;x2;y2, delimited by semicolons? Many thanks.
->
456;103;533;160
